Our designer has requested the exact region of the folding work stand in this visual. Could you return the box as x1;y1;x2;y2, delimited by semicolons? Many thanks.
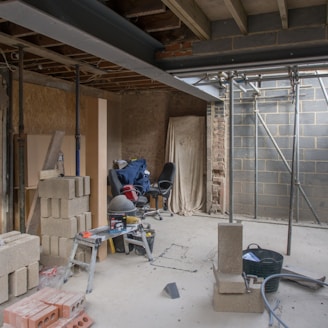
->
63;223;153;293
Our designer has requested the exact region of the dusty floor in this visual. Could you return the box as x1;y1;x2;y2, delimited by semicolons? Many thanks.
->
1;213;328;327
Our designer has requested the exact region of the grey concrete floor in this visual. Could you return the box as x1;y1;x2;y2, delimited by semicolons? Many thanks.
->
1;213;328;327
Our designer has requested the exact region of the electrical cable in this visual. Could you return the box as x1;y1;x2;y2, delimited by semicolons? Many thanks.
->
0;49;16;72
261;273;328;328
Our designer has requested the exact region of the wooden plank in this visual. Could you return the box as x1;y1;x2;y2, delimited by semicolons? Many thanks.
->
39;169;60;180
162;0;211;40
277;0;288;29
121;0;166;18
26;130;65;235
141;11;181;33
224;0;247;35
0;31;106;76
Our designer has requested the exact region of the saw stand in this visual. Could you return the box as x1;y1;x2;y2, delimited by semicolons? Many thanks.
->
63;223;153;293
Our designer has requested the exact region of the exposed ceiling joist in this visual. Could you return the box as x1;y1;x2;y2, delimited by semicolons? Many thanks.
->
161;0;211;40
277;0;288;29
0;31;106;75
224;0;247;34
121;0;166;18
0;0;220;100
140;11;181;33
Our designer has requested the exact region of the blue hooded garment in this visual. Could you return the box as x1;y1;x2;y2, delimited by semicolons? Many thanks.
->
116;159;150;193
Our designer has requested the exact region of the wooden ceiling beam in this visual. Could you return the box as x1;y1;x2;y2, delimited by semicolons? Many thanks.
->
224;0;247;34
0;21;37;37
120;0;166;18
0;31;106;75
277;0;288;29
139;11;181;33
161;0;210;40
22;34;63;48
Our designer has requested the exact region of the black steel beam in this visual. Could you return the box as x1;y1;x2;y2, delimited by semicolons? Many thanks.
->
159;44;328;74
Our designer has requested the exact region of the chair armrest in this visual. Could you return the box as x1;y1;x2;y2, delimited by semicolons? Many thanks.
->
158;180;173;195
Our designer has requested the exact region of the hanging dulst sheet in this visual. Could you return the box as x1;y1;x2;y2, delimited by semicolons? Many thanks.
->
165;116;205;216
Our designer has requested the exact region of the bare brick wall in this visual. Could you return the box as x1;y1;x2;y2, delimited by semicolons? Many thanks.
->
231;78;328;223
206;102;227;214
120;90;206;179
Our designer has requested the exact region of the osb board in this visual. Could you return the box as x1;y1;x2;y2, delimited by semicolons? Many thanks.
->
26;134;86;187
12;81;86;135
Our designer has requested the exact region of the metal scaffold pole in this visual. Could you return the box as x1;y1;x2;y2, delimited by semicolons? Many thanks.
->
75;64;81;176
254;96;259;219
255;107;321;225
287;74;300;256
229;73;234;223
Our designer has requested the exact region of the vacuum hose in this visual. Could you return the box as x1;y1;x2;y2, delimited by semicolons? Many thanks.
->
261;273;328;328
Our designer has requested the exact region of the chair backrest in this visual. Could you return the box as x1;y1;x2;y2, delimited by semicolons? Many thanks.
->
158;162;176;198
108;169;123;197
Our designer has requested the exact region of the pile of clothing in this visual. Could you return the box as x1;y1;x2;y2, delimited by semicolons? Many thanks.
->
114;158;150;193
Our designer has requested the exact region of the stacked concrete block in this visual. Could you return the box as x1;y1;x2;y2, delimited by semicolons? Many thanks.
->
212;223;264;313
3;287;93;328
39;176;92;267
0;231;40;304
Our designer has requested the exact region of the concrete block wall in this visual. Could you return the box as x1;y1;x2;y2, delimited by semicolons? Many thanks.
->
39;176;92;267
0;231;40;304
231;77;328;222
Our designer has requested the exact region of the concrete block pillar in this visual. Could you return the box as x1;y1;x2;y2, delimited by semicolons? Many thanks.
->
213;223;264;313
217;223;243;274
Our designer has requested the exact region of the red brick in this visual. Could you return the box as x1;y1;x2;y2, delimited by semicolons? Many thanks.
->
15;302;50;328
62;292;86;318
165;43;181;51
65;310;93;328
48;318;69;328
4;300;42;326
43;291;77;317
28;304;59;328
30;287;59;301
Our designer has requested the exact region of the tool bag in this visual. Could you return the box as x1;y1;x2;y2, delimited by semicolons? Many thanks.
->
122;185;138;202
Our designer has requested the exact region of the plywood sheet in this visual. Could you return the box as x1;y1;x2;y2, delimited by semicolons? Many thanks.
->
26;135;86;187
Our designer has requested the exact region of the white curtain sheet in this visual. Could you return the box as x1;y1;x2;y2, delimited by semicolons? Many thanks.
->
165;116;205;216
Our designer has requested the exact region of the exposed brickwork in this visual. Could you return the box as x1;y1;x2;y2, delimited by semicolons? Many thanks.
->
157;6;328;64
207;102;227;214
155;41;192;59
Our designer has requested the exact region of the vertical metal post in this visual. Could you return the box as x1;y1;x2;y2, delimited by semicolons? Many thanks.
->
295;82;300;223
257;111;320;224
229;73;234;223
287;78;300;255
254;97;258;219
75;65;81;176
316;71;328;106
7;70;14;231
18;46;25;233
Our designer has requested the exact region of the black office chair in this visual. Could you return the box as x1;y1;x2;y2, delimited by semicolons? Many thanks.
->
108;169;148;216
143;162;176;220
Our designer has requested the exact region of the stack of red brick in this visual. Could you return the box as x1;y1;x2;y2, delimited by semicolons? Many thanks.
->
3;287;93;328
